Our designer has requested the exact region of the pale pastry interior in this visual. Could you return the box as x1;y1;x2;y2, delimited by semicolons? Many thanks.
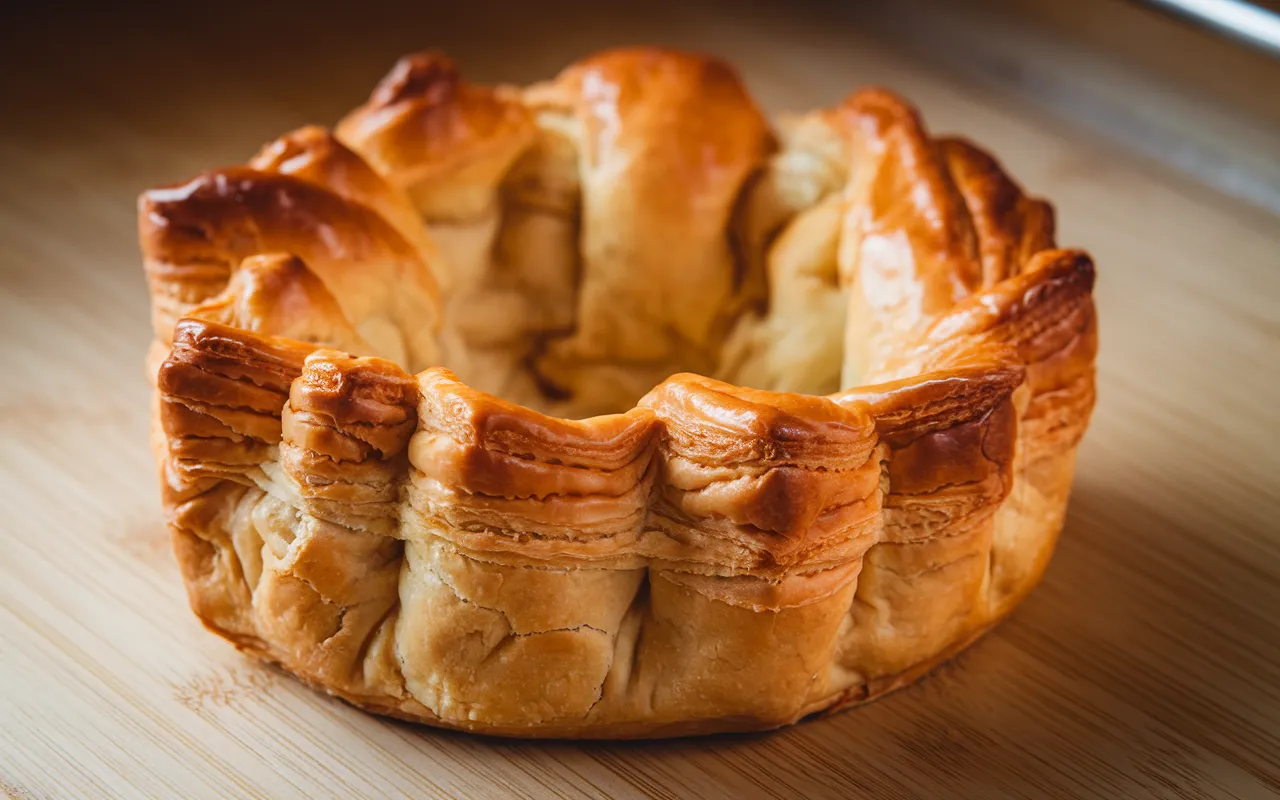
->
139;47;1097;738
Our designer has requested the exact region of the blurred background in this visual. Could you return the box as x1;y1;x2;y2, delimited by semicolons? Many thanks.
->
5;0;1280;213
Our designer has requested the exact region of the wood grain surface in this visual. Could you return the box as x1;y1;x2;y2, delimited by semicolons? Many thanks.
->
2;1;1278;797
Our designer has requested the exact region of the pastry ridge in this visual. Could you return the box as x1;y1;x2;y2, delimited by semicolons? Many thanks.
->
140;47;1097;738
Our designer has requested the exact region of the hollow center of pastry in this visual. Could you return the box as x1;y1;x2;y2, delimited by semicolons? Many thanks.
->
418;114;854;420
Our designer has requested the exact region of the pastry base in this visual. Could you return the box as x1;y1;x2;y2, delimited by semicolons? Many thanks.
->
183;526;1049;740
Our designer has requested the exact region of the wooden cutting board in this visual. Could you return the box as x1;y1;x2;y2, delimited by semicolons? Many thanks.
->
2;1;1278;797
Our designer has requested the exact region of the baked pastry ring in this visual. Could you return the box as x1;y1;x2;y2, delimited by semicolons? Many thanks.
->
139;47;1097;738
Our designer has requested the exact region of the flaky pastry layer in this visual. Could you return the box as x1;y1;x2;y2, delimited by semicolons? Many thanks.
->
140;47;1097;738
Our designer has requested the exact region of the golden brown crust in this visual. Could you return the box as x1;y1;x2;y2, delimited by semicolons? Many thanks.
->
915;249;1097;382
336;51;536;221
938;138;1056;286
642;374;883;570
139;166;442;370
835;354;1024;445
836;88;983;312
156;319;312;493
829;89;1060;388
140;48;1097;739
249;125;436;259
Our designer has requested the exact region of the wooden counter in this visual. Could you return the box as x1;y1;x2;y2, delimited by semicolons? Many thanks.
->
2;1;1278;796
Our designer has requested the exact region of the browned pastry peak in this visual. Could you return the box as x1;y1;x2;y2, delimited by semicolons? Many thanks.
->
368;49;460;108
834;88;1065;389
835;353;1024;447
336;50;535;221
249;126;403;211
641;374;885;566
139;166;441;370
835;88;1054;288
249;125;435;259
938;138;1056;287
139;167;424;278
918;249;1096;359
836;88;983;308
291;351;419;454
139;46;1098;738
641;373;877;470
418;367;657;468
527;46;776;176
878;249;1097;399
162;317;313;399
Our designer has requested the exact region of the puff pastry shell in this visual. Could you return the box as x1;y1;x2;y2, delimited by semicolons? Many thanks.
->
139;48;1097;738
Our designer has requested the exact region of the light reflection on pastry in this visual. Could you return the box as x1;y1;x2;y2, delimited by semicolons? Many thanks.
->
139;47;1097;738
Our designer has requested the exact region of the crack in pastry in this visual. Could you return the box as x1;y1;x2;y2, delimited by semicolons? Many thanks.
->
139;46;1097;738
